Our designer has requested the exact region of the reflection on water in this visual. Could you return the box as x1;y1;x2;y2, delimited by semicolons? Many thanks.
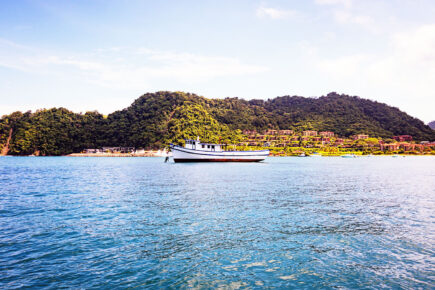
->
0;156;434;288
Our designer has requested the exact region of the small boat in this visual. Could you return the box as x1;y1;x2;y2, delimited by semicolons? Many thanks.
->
298;152;309;157
392;155;399;158
170;139;269;162
341;154;357;158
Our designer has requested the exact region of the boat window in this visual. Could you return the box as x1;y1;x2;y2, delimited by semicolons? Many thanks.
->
207;145;210;148
212;145;215;149
202;145;204;148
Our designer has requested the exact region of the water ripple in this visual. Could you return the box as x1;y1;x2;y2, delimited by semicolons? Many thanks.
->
0;156;434;288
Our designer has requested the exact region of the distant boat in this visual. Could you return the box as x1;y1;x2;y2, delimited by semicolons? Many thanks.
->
298;152;309;157
170;139;269;162
392;155;399;158
342;154;357;158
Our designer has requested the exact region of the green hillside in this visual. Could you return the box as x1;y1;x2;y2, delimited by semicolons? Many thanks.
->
1;91;434;155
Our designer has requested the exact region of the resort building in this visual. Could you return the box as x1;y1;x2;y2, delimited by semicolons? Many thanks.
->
319;131;334;137
302;130;318;136
352;134;369;140
393;135;413;142
242;130;257;136
264;129;278;135
278;130;294;135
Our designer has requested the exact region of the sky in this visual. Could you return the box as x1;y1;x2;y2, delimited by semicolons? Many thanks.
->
0;0;434;122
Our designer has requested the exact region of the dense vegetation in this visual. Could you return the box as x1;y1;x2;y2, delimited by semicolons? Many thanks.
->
1;91;434;155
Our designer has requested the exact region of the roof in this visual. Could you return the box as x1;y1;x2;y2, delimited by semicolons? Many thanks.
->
184;139;225;146
199;143;224;146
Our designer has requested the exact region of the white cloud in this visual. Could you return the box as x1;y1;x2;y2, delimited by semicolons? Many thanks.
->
315;0;378;32
367;24;435;96
332;10;377;32
256;6;300;19
0;42;268;90
302;24;435;122
315;0;353;8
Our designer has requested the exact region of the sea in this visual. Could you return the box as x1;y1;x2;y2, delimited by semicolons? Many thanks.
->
0;156;434;289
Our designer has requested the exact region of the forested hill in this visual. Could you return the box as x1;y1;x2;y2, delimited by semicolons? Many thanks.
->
1;91;434;155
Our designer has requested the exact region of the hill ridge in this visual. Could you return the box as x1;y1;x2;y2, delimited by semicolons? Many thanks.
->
1;91;434;155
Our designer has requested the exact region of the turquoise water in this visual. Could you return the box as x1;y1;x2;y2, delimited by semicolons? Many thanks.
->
0;156;434;289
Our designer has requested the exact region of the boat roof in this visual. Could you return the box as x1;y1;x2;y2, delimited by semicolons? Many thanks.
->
184;139;226;146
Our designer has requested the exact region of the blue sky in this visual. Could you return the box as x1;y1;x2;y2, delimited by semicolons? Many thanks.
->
1;0;435;122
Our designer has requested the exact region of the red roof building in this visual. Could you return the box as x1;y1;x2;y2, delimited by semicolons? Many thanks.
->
393;135;413;142
319;131;334;137
303;130;318;136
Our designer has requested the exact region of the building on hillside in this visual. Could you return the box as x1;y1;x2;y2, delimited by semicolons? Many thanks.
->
319;131;334;137
379;142;426;152
393;135;413;142
303;130;318;136
321;139;331;146
335;138;344;145
398;143;424;152
263;129;278;135
242;129;257;136
379;143;399;151
278;130;294;135
352;134;369;140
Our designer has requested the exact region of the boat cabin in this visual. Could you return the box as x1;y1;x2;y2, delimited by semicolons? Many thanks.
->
184;139;222;152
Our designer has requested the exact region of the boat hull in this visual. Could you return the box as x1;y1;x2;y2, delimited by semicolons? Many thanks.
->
170;145;269;163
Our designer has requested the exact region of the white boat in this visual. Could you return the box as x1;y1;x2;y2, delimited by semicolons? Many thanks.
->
170;139;269;162
341;154;357;158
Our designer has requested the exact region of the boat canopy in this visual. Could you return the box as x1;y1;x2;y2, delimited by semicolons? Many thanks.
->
184;139;222;152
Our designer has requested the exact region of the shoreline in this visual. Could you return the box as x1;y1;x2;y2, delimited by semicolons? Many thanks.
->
2;154;434;157
67;152;168;157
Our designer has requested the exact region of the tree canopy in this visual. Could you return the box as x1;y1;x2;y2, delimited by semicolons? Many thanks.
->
1;91;434;155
